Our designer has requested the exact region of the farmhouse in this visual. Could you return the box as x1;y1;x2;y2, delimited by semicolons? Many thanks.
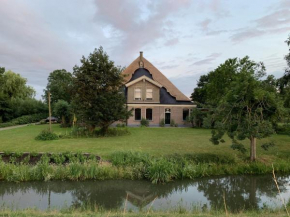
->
122;52;195;126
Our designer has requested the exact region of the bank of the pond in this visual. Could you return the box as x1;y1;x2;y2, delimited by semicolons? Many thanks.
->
0;208;289;217
1;156;290;183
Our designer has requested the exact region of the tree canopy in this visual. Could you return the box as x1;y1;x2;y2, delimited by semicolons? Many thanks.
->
72;47;132;132
43;69;73;104
208;57;285;161
0;68;46;122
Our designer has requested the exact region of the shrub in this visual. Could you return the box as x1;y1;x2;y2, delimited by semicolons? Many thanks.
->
0;113;47;128
170;119;175;127
116;123;126;128
175;123;178;127
35;129;59;141
110;151;151;166
140;118;149;127
159;118;165;127
146;158;177;183
51;153;66;164
276;124;290;135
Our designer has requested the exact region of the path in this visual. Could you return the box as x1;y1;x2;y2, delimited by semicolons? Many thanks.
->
0;124;30;131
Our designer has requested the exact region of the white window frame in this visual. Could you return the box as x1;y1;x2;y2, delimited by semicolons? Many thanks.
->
146;88;153;100
134;88;142;101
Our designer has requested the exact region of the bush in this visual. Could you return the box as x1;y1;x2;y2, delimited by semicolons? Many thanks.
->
140;118;149;127
146;158;177;184
170;119;175;127
110;151;151;166
159;118;165;127
276;124;290;135
35;129;59;141
116;123;126;127
0;113;47;128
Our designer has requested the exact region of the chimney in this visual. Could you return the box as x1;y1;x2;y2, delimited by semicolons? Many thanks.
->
139;51;144;68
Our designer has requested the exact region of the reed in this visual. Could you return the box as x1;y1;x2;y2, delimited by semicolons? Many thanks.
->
0;153;290;183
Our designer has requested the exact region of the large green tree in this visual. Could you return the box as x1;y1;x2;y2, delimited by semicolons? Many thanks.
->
72;47;132;133
43;69;73;104
190;75;209;105
209;57;285;161
0;69;37;122
191;58;242;106
1;70;35;98
278;34;290;109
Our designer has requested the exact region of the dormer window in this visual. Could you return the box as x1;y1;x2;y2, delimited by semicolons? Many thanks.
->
134;88;141;100
146;88;153;100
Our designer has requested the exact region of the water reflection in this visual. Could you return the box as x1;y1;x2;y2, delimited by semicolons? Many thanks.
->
0;175;289;211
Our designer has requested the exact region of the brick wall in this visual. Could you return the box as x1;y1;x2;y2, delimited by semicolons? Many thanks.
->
127;105;194;126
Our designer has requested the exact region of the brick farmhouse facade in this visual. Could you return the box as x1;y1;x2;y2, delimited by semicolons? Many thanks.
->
122;52;196;126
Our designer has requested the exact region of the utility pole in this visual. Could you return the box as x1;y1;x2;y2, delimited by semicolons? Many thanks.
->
48;91;52;132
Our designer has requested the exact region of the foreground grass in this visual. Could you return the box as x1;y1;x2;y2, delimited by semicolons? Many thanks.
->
0;208;290;217
0;124;289;161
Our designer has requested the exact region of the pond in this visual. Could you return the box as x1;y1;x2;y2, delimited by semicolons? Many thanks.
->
0;174;290;212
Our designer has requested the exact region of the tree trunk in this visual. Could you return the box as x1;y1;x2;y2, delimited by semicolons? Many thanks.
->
250;137;257;161
89;125;95;133
62;115;65;126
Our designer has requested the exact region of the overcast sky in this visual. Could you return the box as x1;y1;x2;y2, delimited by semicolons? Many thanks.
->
1;0;290;99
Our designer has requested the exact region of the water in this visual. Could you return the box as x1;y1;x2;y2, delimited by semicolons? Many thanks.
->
0;174;290;212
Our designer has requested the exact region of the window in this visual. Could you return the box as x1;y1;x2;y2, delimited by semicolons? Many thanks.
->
134;88;141;100
183;109;189;121
146;88;153;100
135;108;141;120
146;108;152;120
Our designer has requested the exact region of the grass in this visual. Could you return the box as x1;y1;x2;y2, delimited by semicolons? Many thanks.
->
0;207;290;217
0;124;289;161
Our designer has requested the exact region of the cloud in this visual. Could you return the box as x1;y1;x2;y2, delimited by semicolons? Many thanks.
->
255;9;290;29
191;53;221;66
164;38;179;46
230;3;290;43
206;29;228;36
93;0;190;59
198;18;212;31
160;64;179;70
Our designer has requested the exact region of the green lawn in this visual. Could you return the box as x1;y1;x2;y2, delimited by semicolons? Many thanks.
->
0;124;289;160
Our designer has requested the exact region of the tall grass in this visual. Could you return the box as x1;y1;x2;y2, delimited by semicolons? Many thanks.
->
1;152;290;183
0;204;290;217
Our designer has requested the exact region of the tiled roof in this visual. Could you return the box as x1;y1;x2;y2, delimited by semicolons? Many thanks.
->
122;56;190;101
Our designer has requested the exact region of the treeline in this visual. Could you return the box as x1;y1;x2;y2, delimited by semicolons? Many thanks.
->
0;67;47;126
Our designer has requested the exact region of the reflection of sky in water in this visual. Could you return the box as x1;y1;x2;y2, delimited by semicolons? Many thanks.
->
0;175;289;211
258;176;290;208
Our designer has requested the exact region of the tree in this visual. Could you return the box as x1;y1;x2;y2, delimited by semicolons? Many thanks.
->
0;70;35;99
43;69;73;104
72;47;132;133
278;34;290;109
191;75;209;105
209;57;285;161
187;108;207;127
53;100;71;127
0;70;36;122
191;58;240;106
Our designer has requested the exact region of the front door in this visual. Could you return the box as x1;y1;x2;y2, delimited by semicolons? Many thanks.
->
165;113;171;125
